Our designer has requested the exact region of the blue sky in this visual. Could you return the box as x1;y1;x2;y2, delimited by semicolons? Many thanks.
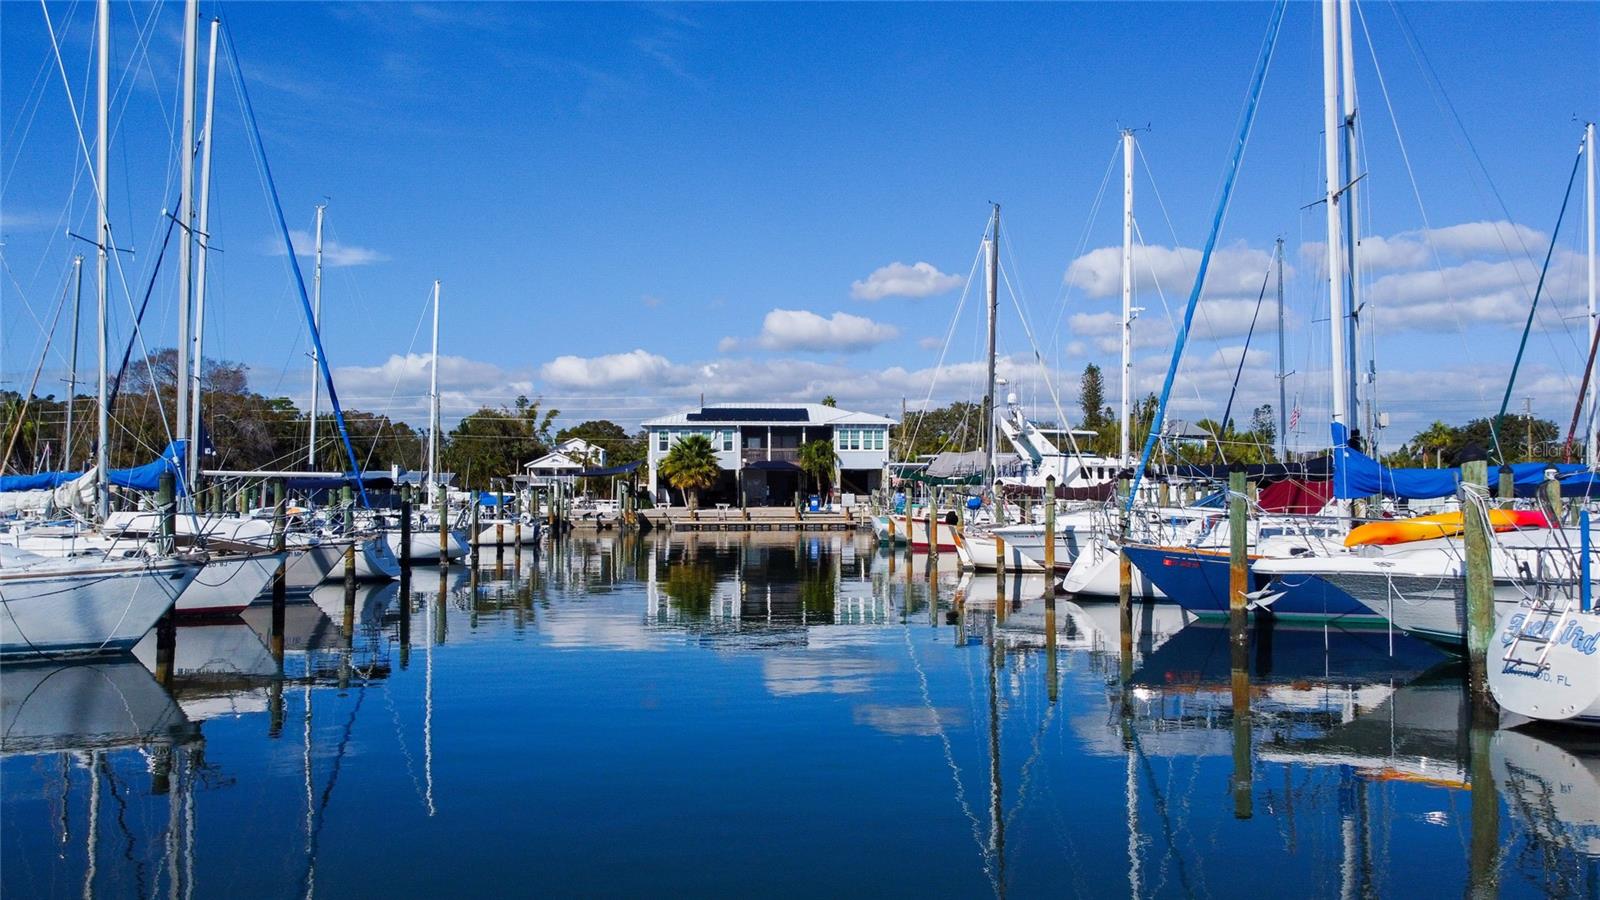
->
2;2;1596;451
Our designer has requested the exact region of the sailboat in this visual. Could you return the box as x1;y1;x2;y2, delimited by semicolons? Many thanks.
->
0;0;215;656
947;206;1120;572
384;281;469;565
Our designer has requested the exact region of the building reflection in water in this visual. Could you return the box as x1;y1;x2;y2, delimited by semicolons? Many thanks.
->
3;533;1597;897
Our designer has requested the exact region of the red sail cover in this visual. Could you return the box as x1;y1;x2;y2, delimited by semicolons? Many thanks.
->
1258;478;1332;514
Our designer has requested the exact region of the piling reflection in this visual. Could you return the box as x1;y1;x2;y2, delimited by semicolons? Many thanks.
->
2;533;1598;898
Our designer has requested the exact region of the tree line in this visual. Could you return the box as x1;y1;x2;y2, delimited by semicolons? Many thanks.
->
0;347;650;491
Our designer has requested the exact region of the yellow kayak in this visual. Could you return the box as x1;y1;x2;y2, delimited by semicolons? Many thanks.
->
1344;509;1553;547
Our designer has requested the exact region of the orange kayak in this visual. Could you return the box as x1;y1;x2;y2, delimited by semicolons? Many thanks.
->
1345;509;1554;547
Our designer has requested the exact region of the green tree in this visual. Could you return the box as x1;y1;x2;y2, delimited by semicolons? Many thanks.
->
658;434;719;509
441;396;558;490
820;395;837;408
1079;364;1107;429
554;419;647;466
895;401;984;459
1250;403;1276;454
1410;420;1457;468
798;439;837;498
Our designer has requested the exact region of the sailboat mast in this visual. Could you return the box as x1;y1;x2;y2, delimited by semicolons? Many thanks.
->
1339;0;1365;447
1587;121;1597;468
66;255;82;468
1120;129;1135;465
984;206;999;488
427;279;441;501
307;204;326;467
95;0;110;522
188;17;219;487
1275;238;1288;460
1322;0;1349;433
175;0;198;461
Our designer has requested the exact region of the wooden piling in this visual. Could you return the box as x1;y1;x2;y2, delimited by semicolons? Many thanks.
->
157;471;175;555
497;488;506;551
470;500;481;568
1043;476;1056;575
903;494;913;563
1118;474;1133;617
439;483;450;567
1542;466;1563;522
399;486;413;577
994;534;1006;588
1460;453;1495;710
1230;621;1253;820
1497;465;1515;504
929;489;940;567
1467;721;1500;898
270;478;287;637
1228;468;1248;616
154;610;176;688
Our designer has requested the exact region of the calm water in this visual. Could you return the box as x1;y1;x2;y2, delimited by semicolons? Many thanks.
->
4;533;1598;898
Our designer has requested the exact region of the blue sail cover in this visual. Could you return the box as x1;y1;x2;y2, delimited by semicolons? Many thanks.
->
0;440;189;494
1330;424;1585;500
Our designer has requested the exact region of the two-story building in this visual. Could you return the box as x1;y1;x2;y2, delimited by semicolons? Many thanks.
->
643;403;897;506
522;438;608;489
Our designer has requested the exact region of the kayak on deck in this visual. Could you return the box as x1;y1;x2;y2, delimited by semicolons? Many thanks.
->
1344;509;1553;548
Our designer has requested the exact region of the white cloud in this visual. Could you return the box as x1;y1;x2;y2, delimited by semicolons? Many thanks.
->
540;349;676;388
716;336;740;353
917;336;944;351
1065;241;1282;300
754;309;899;352
266;229;389;267
850;261;964;301
1302;220;1547;274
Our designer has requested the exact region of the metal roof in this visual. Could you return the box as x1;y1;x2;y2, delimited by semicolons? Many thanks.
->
643;402;897;428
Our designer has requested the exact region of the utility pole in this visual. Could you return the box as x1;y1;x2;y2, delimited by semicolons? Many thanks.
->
1525;397;1534;460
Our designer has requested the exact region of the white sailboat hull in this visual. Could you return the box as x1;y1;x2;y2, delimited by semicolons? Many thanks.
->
1490;605;1600;726
1061;539;1165;599
952;530;1044;572
386;529;469;564
176;551;283;616
0;553;200;657
355;536;401;581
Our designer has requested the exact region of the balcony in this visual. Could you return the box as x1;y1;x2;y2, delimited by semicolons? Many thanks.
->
742;447;799;465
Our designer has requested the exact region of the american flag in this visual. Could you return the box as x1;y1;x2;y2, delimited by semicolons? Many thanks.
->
1288;405;1301;430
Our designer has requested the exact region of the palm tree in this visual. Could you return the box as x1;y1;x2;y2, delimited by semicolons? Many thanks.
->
798;439;837;501
658;434;719;509
1412;420;1457;468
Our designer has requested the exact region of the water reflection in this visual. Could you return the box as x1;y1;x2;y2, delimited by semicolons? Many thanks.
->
2;533;1597;898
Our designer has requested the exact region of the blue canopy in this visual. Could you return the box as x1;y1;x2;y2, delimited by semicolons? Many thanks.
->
1330;424;1585;500
477;492;508;506
0;440;189;495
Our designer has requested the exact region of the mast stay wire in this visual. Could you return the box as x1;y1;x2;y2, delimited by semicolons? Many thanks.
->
1376;1;1587;397
1045;140;1123;359
36;0;181;464
904;220;988;458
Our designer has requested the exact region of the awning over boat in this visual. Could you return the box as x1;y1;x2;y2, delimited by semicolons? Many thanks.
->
575;460;642;478
903;451;1022;485
1329;423;1586;499
997;480;1117;501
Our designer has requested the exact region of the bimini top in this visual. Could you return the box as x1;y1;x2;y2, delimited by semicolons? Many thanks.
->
643;402;897;428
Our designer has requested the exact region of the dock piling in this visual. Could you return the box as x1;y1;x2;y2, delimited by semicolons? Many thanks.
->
1043;476;1056;576
1228;468;1248;618
1460;452;1495;711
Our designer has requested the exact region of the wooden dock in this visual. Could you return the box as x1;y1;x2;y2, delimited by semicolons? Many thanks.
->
640;506;867;533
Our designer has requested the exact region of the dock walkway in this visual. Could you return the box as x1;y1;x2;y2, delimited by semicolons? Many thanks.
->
641;506;868;532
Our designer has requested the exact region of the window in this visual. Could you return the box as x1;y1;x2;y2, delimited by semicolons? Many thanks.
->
723;430;733;452
657;430;668;452
871;429;884;450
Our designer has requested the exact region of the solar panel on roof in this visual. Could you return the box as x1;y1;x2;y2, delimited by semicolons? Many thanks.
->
685;407;808;422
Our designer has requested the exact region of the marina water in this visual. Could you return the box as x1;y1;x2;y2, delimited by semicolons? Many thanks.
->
4;533;1597;897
